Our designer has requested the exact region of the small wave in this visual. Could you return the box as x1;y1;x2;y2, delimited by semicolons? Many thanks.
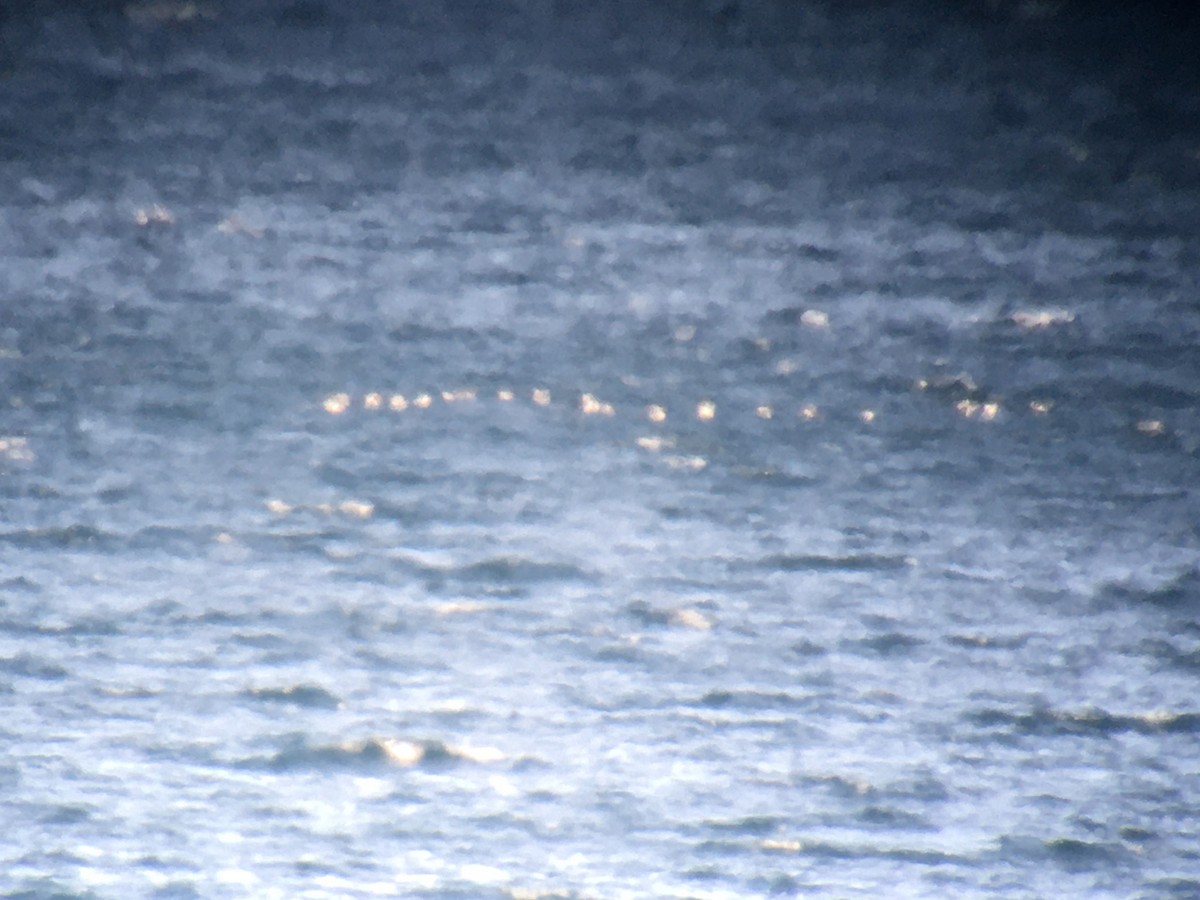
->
136;399;210;423
0;524;116;551
795;774;874;799
1118;825;1157;843
593;642;645;663
693;689;810;711
40;804;93;826
457;557;589;583
247;528;351;557
757;553;912;573
248;736;504;772
912;371;983;400
0;617;117;638
1009;307;1076;330
759;837;961;866
996;834;1132;872
0;653;69;680
842;632;925;657
704;815;785;836
403;554;592;589
625;601;713;630
856;804;936;832
128;525;210;555
945;632;1031;651
314;462;367;490
736;468;818;488
967;706;1200;737
791;639;829;656
1148;877;1200;898
244;684;342;710
1140;639;1200;673
1096;566;1200;609
0;576;41;593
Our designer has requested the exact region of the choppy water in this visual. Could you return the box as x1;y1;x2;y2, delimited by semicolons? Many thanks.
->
2;1;1199;897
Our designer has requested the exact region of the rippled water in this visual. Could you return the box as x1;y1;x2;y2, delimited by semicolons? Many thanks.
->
2;1;1199;897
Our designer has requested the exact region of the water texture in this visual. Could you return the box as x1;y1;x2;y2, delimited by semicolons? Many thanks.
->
1;1;1198;897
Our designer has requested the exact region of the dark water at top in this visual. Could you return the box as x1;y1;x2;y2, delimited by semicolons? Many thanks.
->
1;1;1198;897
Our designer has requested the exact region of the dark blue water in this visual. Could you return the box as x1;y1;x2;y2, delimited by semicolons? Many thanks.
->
2;1;1199;896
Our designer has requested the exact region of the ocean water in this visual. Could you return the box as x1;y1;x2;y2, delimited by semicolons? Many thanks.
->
1;1;1199;897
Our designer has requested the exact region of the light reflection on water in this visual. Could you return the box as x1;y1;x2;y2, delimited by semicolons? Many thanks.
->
1;0;1198;897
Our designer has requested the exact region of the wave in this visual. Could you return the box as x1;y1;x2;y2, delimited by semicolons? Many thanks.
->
243;684;342;710
0;576;41;593
0;617;119;638
0;524;116;551
396;554;593;588
127;525;215;555
994;834;1135;872
245;528;359;558
757;837;963;866
135;399;211;424
692;689;811;711
38;804;94;826
454;557;591;583
856;804;937;832
1139;639;1200;673
0;653;70;680
735;468;819;489
0;523;234;558
242;736;505;773
842;632;926;657
1096;566;1200;609
945;632;1031;651
755;553;913;573
1147;877;1200;898
625;600;713;630
703;815;785;836
794;772;949;804
967;706;1200;737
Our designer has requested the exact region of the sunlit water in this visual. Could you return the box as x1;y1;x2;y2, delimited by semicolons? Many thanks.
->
2;1;1199;897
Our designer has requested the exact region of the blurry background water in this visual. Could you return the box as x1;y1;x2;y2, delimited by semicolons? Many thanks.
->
1;1;1199;897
